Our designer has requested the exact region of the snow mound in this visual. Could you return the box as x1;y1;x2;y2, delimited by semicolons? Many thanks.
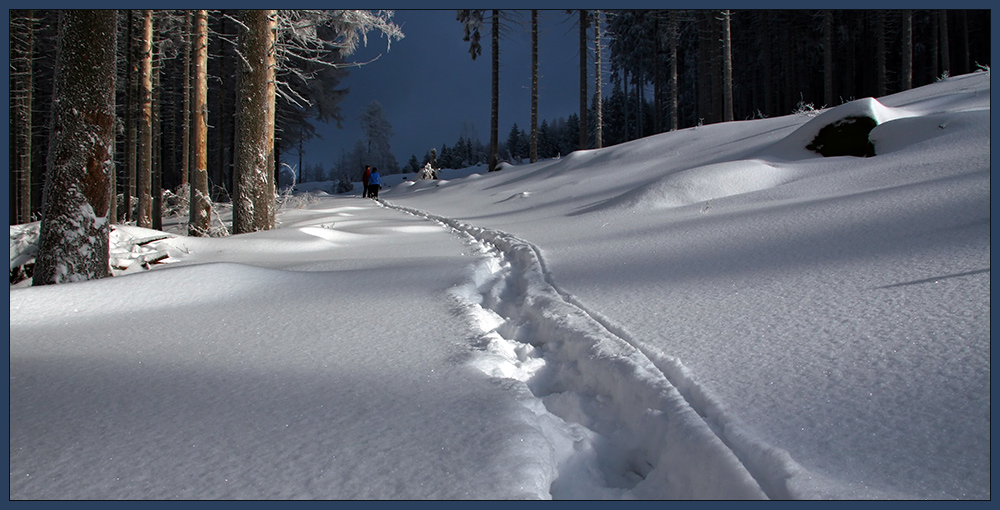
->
582;159;794;213
764;97;916;160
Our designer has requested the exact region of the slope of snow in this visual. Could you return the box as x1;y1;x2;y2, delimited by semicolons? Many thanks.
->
9;71;990;500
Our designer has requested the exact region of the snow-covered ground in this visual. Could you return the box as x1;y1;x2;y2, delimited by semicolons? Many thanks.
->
9;71;990;500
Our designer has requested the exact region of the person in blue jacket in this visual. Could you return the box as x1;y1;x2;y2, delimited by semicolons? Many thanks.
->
368;167;382;198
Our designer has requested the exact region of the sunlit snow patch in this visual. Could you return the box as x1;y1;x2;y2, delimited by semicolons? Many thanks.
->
588;159;795;213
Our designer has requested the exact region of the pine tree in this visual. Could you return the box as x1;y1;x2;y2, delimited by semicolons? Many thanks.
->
359;100;398;173
505;123;523;162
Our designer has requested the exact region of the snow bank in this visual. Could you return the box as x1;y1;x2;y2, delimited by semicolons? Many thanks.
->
763;97;916;160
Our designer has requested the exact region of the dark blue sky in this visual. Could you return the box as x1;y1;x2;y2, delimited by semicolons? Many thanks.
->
300;9;596;172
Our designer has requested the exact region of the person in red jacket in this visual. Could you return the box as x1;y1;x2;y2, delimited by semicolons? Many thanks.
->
361;165;371;198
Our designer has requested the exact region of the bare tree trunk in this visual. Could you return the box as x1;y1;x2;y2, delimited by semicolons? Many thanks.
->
181;11;191;187
709;12;722;124
489;10;499;171
215;13;228;198
188;9;211;236
667;10;678;131
939;10;950;77
11;10;34;225
530;10;538;163
900;10;913;91
593;10;603;148
622;69;629;139
33;10;117;285
781;13;795;113
124;10;137;222
822;10;834;106
959;11;969;74
233;9;276;233
265;11;277;206
652;12;662;135
151;14;162;231
578;10;589;150
929;13;939;80
761;11;773;116
721;10;734;122
136;9;153;228
636;77;644;137
697;11;712;124
876;10;887;97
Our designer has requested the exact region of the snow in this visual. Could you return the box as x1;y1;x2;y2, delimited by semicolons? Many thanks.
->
8;71;990;500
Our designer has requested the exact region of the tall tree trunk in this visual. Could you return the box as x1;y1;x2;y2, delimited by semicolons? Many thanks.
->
959;11;969;75
697;11;712;124
781;13;795;113
929;12;939;80
622;69;630;139
33;10;117;285
265;11;277;202
900;10;913;91
652;12;662;134
124;10;137;222
667;10;678;131
876;10;887;97
188;9;211;236
530;10;538;163
761;11;773;116
181;11;191;187
233;9;276;233
593;10;603;148
822;10;834;106
721;10;734;122
578;10;589;150
136;9;153;228
636;77;644;137
11;10;34;225
151;15;162;231
214;12;231;199
489;10;499;172
709;12;722;123
845;12;859;101
939;10;950;77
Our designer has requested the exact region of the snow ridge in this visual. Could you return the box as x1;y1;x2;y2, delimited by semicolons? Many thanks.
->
381;199;784;499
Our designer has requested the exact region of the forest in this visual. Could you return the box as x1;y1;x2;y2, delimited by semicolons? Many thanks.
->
7;10;990;285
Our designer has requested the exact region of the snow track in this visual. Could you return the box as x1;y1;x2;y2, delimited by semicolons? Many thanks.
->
381;199;817;499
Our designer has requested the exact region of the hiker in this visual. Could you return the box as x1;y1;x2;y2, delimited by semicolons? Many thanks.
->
368;167;382;199
362;165;371;198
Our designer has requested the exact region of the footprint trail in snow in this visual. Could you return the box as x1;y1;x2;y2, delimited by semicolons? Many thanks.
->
380;199;809;500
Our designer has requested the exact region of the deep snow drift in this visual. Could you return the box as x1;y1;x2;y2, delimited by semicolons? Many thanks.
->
9;71;990;500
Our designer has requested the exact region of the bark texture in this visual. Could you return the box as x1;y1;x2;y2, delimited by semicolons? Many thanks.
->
233;9;277;233
33;10;117;285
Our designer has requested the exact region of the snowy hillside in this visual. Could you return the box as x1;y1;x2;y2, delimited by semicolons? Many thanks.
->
9;71;990;500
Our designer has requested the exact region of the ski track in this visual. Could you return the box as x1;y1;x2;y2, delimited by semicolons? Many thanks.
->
379;198;815;500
